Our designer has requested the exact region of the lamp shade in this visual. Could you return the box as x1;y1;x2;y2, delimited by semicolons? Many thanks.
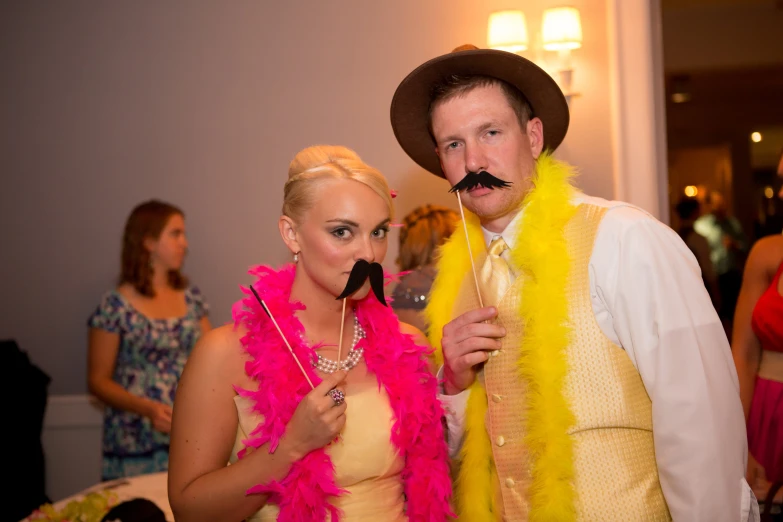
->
542;7;582;51
487;10;529;53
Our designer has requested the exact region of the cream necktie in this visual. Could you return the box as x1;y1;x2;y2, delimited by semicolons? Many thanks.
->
479;236;512;307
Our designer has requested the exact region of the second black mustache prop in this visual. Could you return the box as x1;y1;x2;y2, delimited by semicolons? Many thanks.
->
337;259;387;306
449;170;513;193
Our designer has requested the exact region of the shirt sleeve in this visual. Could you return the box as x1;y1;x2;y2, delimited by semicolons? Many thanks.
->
436;366;470;460
188;285;210;320
591;206;755;521
86;292;124;333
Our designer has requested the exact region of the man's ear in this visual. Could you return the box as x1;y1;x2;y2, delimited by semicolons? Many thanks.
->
526;117;545;159
278;215;301;255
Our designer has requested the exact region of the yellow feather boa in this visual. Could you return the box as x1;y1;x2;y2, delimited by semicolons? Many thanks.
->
426;152;579;521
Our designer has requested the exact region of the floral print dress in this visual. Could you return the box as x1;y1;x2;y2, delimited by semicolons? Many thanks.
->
87;286;208;480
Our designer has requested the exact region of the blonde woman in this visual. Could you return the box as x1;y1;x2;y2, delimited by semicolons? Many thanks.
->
168;145;452;522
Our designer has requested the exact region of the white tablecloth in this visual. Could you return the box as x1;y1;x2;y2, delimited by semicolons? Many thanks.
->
22;472;172;521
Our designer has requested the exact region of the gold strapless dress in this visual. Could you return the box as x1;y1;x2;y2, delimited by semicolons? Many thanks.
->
229;372;407;521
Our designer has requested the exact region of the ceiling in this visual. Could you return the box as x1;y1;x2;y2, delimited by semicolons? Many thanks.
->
661;0;780;9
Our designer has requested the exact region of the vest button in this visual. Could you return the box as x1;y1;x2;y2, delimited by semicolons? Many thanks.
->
496;435;505;447
490;350;500;357
505;477;515;488
492;394;502;403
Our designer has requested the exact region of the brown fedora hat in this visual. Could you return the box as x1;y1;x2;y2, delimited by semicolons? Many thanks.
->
390;44;569;178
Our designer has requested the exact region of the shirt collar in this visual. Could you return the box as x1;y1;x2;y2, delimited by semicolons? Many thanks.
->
481;208;524;249
478;193;585;249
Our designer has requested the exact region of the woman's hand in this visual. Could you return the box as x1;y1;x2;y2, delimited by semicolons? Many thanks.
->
280;370;348;459
145;401;174;433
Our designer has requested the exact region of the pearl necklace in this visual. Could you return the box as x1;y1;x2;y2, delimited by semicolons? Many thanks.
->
308;313;366;374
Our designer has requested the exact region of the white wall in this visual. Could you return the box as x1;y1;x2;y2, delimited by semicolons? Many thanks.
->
0;0;618;394
42;395;104;501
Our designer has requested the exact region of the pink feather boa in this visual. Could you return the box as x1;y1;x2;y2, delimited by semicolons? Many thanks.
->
232;264;453;521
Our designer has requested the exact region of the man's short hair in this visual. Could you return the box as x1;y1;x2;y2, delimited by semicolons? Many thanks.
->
427;75;533;141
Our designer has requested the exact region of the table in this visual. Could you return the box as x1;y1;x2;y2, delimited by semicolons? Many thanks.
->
24;472;780;521
21;472;172;522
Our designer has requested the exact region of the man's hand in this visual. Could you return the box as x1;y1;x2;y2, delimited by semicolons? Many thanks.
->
441;307;505;395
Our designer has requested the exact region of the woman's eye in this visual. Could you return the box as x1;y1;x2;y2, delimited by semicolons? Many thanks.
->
373;227;389;239
332;227;352;239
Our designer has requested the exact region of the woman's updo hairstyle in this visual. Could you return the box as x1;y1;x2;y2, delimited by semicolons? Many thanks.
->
283;145;394;222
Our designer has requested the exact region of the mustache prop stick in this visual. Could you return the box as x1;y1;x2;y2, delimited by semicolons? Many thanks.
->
250;285;315;390
449;170;513;309
334;259;386;364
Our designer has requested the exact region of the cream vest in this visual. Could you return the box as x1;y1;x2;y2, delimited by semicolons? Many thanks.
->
450;204;671;521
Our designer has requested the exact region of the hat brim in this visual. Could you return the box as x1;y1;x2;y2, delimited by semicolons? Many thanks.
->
390;49;569;178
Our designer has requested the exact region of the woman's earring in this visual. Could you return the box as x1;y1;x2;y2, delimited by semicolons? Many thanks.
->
293;252;300;263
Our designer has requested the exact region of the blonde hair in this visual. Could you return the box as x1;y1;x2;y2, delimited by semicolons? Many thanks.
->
283;145;394;222
398;204;458;271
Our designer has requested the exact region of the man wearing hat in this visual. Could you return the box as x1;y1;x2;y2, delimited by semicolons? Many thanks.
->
391;45;757;521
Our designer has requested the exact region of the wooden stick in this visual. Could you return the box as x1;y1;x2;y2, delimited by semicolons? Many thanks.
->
455;191;484;308
250;285;315;389
336;298;347;369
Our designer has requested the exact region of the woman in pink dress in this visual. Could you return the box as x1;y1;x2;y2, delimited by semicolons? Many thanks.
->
732;151;783;507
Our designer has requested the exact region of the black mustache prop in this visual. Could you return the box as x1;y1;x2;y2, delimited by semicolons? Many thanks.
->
336;259;387;306
448;170;512;193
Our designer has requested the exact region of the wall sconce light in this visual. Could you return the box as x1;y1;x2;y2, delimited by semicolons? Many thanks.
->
487;10;529;53
541;7;582;99
542;7;583;51
487;7;583;103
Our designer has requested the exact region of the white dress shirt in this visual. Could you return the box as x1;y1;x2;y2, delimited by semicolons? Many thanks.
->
438;195;759;521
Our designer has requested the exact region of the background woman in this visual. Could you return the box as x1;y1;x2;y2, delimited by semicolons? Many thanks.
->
87;199;211;480
732;152;783;506
391;204;457;333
